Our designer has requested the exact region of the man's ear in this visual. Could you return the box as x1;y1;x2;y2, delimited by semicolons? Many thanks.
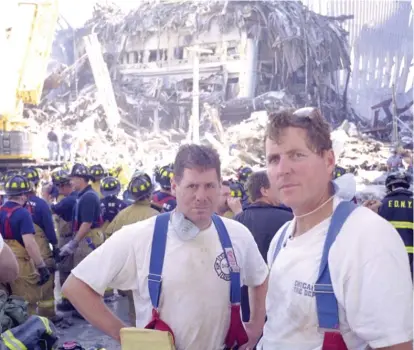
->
171;175;177;196
324;149;336;175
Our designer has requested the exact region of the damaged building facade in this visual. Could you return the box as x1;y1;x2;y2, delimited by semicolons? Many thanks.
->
60;0;351;133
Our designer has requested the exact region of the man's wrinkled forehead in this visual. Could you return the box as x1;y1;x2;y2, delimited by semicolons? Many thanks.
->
179;167;219;184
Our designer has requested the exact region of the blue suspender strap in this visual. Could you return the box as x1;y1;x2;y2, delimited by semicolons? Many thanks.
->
314;201;357;330
211;214;241;304
272;224;290;263
148;213;171;309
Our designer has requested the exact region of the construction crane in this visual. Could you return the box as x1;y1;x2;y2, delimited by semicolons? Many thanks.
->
0;0;59;170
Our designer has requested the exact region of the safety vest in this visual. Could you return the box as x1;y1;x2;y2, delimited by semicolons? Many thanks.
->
0;205;21;240
145;213;248;349
273;201;357;350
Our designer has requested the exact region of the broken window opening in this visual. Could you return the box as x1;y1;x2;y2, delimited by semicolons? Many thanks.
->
149;50;158;62
174;47;184;59
227;46;238;56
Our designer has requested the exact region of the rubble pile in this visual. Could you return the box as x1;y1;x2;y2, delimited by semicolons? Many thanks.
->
21;0;402;200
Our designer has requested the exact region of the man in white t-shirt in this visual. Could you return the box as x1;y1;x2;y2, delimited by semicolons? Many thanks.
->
0;235;19;283
62;144;268;350
258;107;413;350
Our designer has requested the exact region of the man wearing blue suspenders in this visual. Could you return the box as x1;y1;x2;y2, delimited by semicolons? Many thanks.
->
62;144;269;350
258;107;413;350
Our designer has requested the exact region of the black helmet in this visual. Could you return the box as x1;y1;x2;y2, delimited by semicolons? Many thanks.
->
90;164;105;181
333;165;347;179
127;173;153;201
20;167;40;186
100;176;121;197
70;163;90;179
51;169;71;186
385;172;410;191
237;166;253;183
156;164;174;190
4;175;32;196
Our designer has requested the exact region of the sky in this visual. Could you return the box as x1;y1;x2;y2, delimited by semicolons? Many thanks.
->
59;0;137;27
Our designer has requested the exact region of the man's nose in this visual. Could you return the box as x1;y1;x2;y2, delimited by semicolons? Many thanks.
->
195;186;208;201
276;156;292;176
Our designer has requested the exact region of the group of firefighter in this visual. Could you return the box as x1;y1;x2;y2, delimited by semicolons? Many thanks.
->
0;156;412;332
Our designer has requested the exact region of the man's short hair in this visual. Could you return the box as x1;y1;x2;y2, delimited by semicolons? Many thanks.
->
246;170;270;202
174;144;221;183
266;108;332;155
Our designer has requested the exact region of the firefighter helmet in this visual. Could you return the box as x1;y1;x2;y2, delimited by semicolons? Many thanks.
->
20;167;40;186
229;181;244;198
385;171;410;191
127;173;153;201
332;165;347;179
156;164;174;190
100;176;121;197
237;166;253;183
70;163;90;179
51;169;71;186
90;164;105;181
4;175;32;196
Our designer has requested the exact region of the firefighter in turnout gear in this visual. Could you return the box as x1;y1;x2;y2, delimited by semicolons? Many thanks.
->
236;167;252;209
151;164;176;212
89;164;105;198
59;163;104;270
104;172;158;324
100;176;126;234
21;168;59;319
50;169;78;312
379;172;413;276
0;175;50;315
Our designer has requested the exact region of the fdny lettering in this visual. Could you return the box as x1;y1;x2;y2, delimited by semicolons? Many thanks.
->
293;280;315;297
388;200;413;209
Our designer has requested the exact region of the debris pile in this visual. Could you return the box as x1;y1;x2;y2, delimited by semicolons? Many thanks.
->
21;0;403;199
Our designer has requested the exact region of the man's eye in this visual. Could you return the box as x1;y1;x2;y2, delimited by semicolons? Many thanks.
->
292;152;305;159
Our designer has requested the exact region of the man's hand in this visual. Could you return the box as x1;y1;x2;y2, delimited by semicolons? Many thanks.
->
37;266;50;286
60;240;79;257
52;245;61;263
227;197;243;215
363;199;382;213
239;322;263;350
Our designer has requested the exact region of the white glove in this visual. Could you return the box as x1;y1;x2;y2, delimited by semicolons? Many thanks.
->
59;239;79;257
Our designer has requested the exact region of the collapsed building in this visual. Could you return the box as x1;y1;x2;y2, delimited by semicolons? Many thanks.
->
27;0;408;182
32;0;352;135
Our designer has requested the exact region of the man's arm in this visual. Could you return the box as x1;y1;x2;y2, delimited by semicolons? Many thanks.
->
62;275;126;342
41;203;58;245
248;276;268;327
62;224;139;338
74;222;92;242
0;240;19;282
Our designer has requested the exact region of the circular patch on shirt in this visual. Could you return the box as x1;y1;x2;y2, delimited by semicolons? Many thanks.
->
214;252;230;281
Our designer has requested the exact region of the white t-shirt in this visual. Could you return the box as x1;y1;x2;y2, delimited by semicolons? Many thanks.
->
73;215;268;350
0;235;3;254
258;197;413;350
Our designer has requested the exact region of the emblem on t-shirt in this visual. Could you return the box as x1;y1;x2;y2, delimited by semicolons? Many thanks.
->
214;252;231;281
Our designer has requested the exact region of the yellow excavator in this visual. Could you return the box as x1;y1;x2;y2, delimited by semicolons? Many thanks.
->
0;0;59;170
